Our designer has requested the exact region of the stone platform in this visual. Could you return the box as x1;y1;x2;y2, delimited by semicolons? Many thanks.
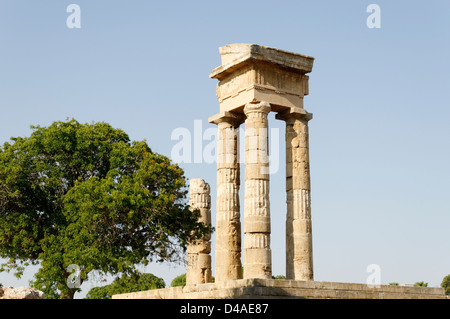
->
112;279;447;299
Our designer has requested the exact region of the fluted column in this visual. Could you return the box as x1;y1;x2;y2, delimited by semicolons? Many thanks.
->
243;101;272;279
277;111;313;281
211;113;243;282
187;179;212;285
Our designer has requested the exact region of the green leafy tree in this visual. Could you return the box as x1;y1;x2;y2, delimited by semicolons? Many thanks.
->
441;274;450;295
171;273;186;287
413;281;428;287
0;119;211;299
85;272;165;299
170;273;215;287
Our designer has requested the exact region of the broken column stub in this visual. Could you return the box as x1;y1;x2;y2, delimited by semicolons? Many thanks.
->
186;179;212;285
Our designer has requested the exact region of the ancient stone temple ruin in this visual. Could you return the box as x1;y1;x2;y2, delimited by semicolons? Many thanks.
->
208;43;314;283
113;44;447;299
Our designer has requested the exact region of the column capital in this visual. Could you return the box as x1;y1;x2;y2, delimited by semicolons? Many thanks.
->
243;101;271;117
208;111;245;126
189;178;211;197
275;108;313;123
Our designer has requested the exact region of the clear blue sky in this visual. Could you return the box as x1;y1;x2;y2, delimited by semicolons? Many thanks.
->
1;1;449;298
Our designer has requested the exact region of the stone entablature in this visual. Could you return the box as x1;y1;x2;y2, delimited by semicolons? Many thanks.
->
210;44;314;113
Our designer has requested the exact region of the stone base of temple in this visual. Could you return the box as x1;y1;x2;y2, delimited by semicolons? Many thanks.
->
112;278;447;299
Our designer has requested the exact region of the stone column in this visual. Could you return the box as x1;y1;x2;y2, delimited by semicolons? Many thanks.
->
277;111;314;281
243;101;272;279
210;113;243;282
186;179;212;285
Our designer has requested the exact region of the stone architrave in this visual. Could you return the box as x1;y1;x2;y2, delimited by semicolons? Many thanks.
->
243;101;272;279
209;112;244;282
276;110;314;280
209;43;313;114
186;179;212;285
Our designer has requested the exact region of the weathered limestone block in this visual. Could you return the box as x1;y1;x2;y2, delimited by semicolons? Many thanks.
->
243;101;272;279
113;278;448;299
209;43;314;114
0;286;45;299
186;179;212;285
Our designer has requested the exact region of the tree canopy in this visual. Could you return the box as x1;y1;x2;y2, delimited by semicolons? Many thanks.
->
413;281;428;287
171;273;186;287
85;272;165;299
441;275;450;295
0;119;211;298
